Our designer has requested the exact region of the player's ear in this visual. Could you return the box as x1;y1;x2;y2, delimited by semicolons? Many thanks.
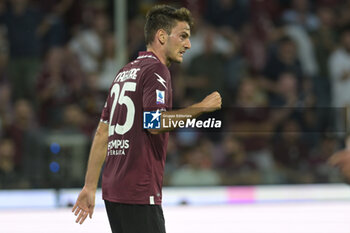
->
156;29;168;45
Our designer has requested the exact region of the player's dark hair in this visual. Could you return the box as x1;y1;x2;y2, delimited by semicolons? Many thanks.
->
144;5;193;46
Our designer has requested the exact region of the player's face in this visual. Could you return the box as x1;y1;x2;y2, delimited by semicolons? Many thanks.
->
165;21;191;64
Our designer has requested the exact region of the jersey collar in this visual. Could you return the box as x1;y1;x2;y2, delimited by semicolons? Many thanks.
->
137;51;160;61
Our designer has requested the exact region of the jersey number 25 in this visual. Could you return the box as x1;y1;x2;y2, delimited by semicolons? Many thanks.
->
108;82;136;136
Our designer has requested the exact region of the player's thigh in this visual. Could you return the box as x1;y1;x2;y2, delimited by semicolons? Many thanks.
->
104;200;124;233
120;204;166;233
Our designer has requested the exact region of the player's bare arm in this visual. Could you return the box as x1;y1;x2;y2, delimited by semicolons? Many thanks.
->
148;91;222;134
72;121;108;224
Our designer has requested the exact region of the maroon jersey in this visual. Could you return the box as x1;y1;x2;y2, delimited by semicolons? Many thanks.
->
100;51;172;205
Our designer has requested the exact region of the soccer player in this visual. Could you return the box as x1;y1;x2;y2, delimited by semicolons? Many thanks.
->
72;5;222;233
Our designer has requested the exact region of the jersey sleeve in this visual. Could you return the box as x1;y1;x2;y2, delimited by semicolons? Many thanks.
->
100;98;110;124
142;63;172;111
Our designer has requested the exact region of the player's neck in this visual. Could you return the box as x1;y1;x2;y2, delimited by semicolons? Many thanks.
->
146;47;170;67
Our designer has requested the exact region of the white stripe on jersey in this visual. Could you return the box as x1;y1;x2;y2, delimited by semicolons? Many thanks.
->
150;196;155;205
137;54;158;60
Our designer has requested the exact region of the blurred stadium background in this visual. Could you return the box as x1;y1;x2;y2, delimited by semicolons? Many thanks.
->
1;0;350;232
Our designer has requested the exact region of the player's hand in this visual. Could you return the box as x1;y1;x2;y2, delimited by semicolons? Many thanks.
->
72;187;96;224
328;149;350;181
198;91;222;113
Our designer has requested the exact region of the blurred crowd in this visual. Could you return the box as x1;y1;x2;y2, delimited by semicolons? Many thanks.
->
0;0;349;189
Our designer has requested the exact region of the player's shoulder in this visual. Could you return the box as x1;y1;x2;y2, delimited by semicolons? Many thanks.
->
129;52;170;82
142;61;170;80
127;54;163;69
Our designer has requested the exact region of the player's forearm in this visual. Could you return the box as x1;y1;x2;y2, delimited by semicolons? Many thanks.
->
84;122;108;190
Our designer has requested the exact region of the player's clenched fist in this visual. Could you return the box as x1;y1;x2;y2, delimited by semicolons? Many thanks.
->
329;149;350;182
198;91;222;112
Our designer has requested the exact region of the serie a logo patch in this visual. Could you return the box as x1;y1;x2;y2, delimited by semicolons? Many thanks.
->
143;110;161;129
156;90;165;104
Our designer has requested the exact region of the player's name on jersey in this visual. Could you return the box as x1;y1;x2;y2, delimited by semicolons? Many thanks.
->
114;68;140;83
162;118;221;128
